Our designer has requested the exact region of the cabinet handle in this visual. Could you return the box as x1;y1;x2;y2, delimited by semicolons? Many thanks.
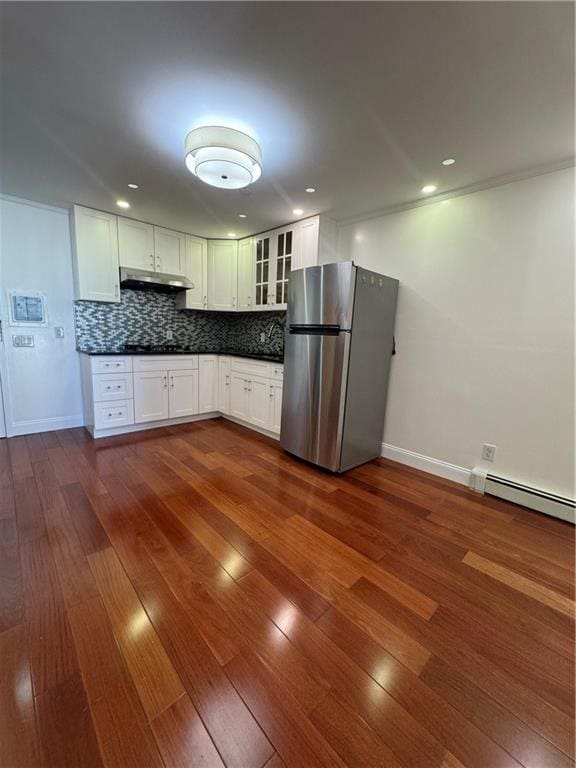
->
170;375;174;388
232;296;236;308
163;375;168;389
269;385;274;398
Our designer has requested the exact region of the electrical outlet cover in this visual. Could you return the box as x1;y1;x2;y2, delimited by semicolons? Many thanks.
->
482;443;497;462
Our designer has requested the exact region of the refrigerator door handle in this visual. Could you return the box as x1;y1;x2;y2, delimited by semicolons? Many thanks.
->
289;324;341;336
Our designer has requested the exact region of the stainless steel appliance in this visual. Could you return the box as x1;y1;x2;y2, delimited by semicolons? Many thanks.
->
119;267;193;292
280;261;398;472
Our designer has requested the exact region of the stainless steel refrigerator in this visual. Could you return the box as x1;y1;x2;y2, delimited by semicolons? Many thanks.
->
280;261;398;472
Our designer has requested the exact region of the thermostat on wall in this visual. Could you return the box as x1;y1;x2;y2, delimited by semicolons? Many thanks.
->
8;291;47;326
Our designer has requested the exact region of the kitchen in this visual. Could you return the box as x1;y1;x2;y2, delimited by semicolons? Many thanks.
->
0;3;574;768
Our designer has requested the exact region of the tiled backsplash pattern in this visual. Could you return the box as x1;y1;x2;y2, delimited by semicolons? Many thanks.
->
74;289;286;356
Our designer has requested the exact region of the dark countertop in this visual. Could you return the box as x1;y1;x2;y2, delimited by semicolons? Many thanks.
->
79;349;284;364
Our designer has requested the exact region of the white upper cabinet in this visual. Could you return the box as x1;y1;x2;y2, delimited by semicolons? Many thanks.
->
71;205;120;303
254;233;271;310
207;240;238;311
237;237;256;311
176;235;208;310
271;225;295;309
295;216;320;270
153;226;186;274
118;217;155;271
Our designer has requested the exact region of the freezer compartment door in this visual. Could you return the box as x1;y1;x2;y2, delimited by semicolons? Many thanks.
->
287;261;356;329
280;329;350;472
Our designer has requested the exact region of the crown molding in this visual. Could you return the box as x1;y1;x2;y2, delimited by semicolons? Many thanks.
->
338;158;575;227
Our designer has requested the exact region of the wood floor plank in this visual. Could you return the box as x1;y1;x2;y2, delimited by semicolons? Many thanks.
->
67;596;164;768
151;694;226;768
89;546;186;720
0;516;24;631
224;649;347;768
462;551;575;618
62;482;110;555
8;435;34;479
0;624;40;768
35;671;103;768
14;476;47;544
20;534;78;694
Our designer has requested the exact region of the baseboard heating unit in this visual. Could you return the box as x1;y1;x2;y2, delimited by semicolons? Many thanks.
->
470;468;575;524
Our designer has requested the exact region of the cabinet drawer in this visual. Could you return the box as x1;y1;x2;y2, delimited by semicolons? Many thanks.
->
94;399;134;430
230;357;272;378
90;356;133;374
270;364;284;381
92;373;134;402
133;355;198;372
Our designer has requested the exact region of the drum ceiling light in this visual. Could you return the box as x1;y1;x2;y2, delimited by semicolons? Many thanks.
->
184;126;262;189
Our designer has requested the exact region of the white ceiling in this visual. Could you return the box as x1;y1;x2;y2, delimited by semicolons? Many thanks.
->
1;2;573;238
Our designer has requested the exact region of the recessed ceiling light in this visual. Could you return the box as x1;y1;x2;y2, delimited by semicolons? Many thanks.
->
184;126;262;189
238;213;247;218
305;187;316;193
293;208;304;216
127;183;139;189
116;200;130;209
421;185;437;194
442;158;455;166
227;232;237;238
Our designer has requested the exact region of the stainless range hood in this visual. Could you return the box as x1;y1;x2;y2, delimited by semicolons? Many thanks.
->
119;267;194;293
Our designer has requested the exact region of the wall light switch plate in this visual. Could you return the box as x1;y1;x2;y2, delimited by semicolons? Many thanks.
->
54;326;65;338
12;334;34;347
482;443;497;462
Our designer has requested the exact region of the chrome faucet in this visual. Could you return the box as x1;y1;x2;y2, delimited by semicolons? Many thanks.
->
267;319;285;340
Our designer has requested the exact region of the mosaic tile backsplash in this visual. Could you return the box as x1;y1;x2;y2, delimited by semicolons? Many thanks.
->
74;289;286;356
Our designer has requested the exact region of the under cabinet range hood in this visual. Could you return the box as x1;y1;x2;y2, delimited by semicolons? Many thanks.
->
119;267;193;293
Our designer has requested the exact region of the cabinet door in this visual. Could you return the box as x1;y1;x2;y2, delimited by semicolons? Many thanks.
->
154;227;186;274
207;240;238;311
218;359;231;415
169;369;199;418
176;235;208;310
134;370;169;423
298;216;320;269
198;356;218;413
272;227;295;309
71;206;120;303
247;375;272;429
118;217;155;271
270;381;283;434
254;234;271;310
229;372;249;420
237;238;255;310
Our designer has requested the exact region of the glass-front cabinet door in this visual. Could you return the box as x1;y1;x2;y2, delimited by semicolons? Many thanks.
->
255;235;270;309
274;228;293;308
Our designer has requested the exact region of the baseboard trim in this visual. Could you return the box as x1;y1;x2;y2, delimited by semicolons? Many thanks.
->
381;442;471;486
89;412;219;439
223;414;280;441
8;415;84;437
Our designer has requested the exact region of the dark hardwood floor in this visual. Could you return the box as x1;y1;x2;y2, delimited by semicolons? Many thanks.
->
1;418;574;768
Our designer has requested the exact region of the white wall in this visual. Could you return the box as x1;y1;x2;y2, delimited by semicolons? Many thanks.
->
338;168;575;498
0;196;83;435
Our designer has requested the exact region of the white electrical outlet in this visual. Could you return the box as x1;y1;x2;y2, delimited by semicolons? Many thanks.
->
482;443;497;462
166;330;174;340
260;332;266;343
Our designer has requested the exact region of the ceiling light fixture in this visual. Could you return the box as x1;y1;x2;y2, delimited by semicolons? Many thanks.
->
293;208;304;216
184;126;262;189
305;187;316;193
442;158;455;166
116;200;130;209
238;213;247;218
421;185;437;194
227;232;237;238
127;183;139;189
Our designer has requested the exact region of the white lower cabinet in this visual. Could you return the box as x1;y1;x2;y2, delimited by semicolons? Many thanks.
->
198;356;218;413
134;370;169;423
227;360;283;434
169;369;199;418
218;357;231;415
247;375;272;429
230;372;250;421
270;380;283;434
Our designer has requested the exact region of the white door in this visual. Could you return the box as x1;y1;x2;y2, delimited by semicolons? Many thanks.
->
270;381;283;434
218;359;231;415
71;206;120;303
247;375;272;429
237;238;255;311
154;227;186;274
176;235;207;310
229;372;249;420
168;369;199;418
207;240;238;310
117;217;155;271
134;370;169;423
198;356;218;413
